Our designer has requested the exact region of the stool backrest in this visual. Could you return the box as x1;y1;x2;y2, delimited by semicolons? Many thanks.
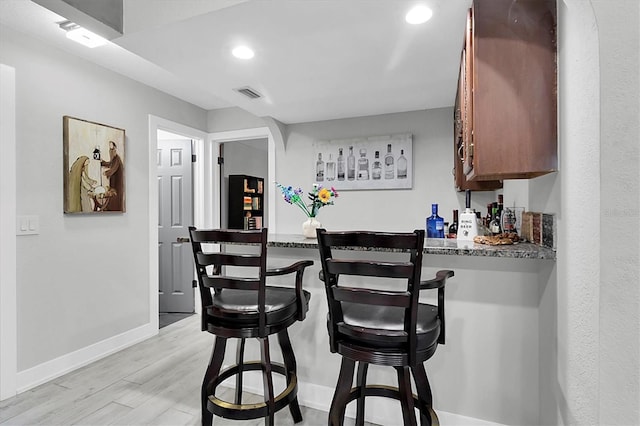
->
188;226;269;335
316;228;425;363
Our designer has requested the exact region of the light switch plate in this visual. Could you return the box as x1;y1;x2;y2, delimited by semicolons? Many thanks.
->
16;215;39;235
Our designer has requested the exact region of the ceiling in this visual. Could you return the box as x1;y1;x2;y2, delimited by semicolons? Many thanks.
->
0;0;472;124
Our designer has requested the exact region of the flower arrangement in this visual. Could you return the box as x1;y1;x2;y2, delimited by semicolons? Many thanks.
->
275;182;338;218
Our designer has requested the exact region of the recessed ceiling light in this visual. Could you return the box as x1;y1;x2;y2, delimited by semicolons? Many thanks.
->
232;45;255;60
405;5;433;25
59;20;108;48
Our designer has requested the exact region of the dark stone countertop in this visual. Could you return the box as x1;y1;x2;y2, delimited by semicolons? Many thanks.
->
268;233;556;260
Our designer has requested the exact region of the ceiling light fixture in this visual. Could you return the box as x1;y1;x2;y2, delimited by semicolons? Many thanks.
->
232;45;255;60
59;20;108;48
405;5;433;25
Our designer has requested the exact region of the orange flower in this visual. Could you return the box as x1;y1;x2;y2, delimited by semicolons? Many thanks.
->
318;188;331;203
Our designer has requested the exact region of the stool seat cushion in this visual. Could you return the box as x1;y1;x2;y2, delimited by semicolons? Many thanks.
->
207;287;311;326
338;302;440;350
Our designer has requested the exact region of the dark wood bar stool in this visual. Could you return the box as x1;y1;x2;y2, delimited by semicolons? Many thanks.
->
189;227;313;426
316;228;454;426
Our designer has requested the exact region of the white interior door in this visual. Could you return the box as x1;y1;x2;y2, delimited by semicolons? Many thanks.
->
157;138;194;313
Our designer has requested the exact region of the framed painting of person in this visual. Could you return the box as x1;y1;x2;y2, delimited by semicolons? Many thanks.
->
63;116;126;213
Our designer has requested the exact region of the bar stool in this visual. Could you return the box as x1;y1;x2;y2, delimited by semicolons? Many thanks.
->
189;227;313;426
316;228;454;426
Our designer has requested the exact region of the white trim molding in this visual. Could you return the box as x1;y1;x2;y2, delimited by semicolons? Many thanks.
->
16;323;155;393
0;64;17;401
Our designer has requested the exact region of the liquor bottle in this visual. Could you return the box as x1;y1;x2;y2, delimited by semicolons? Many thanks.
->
502;208;517;233
357;148;369;180
457;190;479;240
497;194;504;225
448;209;459;238
315;153;324;181
326;153;336;181
477;211;490;236
484;203;493;228
397;149;407;179
384;143;394;179
337;148;345;181
426;204;445;238
347;146;356;181
372;151;382;180
490;206;502;235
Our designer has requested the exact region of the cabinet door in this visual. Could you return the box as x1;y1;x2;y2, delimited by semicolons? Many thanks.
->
466;0;557;181
454;50;502;192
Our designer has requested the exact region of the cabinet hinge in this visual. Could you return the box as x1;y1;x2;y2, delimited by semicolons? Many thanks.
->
217;156;224;165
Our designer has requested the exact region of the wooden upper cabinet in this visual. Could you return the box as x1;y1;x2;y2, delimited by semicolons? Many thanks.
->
459;0;558;181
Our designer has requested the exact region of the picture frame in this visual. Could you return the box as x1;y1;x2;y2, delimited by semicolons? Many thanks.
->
313;133;412;190
63;116;126;213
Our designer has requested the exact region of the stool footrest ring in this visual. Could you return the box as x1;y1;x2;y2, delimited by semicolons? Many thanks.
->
346;385;440;426
207;361;298;421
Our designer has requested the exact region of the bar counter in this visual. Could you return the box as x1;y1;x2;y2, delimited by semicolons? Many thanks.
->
256;232;555;424
268;233;556;260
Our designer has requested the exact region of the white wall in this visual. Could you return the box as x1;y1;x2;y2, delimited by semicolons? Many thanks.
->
208;106;266;133
0;26;207;384
592;1;639;424
273;108;499;234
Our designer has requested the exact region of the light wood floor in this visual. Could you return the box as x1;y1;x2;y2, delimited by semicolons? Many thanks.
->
0;315;374;426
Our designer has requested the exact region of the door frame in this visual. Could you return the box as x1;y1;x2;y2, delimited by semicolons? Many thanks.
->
206;127;277;231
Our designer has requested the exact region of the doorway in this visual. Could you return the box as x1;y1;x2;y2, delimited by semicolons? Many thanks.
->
220;138;268;228
148;116;208;331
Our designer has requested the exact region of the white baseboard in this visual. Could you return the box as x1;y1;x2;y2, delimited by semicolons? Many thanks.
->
239;374;504;426
16;323;157;393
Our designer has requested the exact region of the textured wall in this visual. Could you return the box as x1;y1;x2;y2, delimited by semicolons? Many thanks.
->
557;3;601;424
546;1;640;424
593;0;640;424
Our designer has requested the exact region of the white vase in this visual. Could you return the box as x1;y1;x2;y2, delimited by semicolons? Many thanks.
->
302;217;321;238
